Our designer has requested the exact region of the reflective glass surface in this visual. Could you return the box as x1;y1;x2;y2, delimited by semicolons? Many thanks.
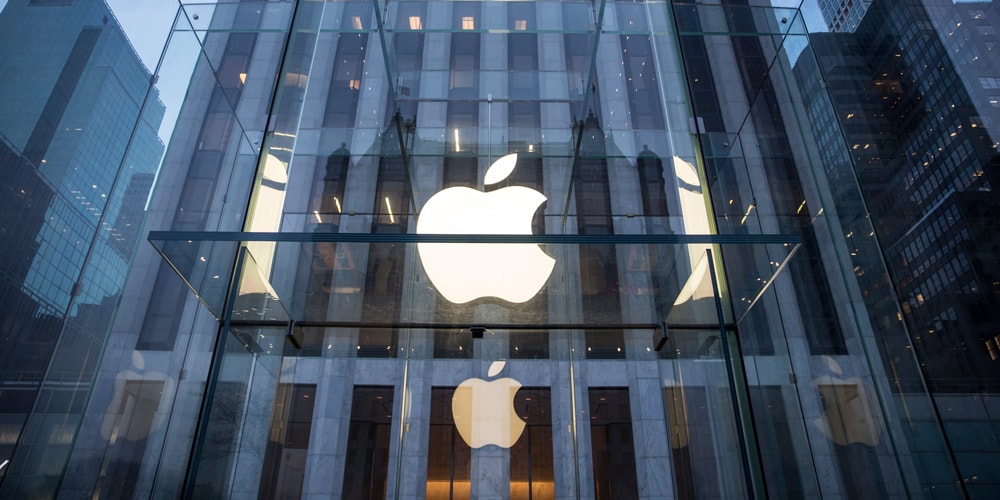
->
38;0;1000;497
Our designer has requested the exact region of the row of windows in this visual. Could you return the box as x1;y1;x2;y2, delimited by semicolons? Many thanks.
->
178;380;878;498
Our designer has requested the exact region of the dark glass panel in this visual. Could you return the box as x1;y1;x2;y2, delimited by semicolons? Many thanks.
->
324;33;368;129
260;384;316;499
341;386;393;499
589;388;638;499
663;386;720;499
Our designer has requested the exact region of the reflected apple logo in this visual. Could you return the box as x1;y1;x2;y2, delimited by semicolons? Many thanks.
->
452;361;526;448
416;153;555;304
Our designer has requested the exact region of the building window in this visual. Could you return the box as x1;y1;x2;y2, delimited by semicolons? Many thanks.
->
510;388;554;499
341;386;393;499
589;388;638;498
325;34;367;128
260;384;316;498
620;35;665;130
427;387;472;497
509;33;539;100
664;386;720;499
979;77;1000;89
358;120;411;357
575;115;624;359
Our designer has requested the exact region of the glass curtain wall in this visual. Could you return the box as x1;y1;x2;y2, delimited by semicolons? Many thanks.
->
793;0;1000;496
0;1;166;496
52;0;987;498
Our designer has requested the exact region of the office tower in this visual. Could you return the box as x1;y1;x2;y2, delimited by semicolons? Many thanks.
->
4;0;996;498
795;0;1000;495
816;0;871;32
0;0;165;496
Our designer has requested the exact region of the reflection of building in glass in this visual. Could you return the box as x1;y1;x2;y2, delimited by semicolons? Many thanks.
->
795;0;1000;493
0;0;164;496
817;0;872;32
3;0;998;498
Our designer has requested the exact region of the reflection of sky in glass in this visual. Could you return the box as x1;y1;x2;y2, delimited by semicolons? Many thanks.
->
105;0;184;143
772;0;832;33
106;0;175;68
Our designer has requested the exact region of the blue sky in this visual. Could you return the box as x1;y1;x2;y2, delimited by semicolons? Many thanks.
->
105;0;187;143
107;0;178;71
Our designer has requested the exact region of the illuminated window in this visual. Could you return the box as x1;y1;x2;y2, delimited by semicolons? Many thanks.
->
462;16;475;30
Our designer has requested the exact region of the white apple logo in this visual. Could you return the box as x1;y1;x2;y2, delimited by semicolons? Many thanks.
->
452;360;526;448
416;153;555;304
812;356;878;446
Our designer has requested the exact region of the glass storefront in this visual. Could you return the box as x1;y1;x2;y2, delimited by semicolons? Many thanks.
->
36;0;999;498
153;237;795;498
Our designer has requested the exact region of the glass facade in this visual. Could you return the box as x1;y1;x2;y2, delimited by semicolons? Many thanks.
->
0;0;165;497
0;0;998;498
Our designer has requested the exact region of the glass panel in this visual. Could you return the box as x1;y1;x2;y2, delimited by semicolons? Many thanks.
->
589;387;638;499
148;238;239;318
59;0;996;497
258;383;315;498
171;233;785;497
188;325;289;498
0;0;169;492
341;386;393;499
232;247;290;324
148;234;798;329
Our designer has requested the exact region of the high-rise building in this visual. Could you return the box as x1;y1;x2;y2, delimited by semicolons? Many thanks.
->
795;0;1000;496
0;0;165;496
2;0;998;498
816;0;871;32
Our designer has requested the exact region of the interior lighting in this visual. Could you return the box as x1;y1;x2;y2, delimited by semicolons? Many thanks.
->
352;16;363;30
739;204;755;225
409;16;422;30
385;196;395;223
462;16;475;30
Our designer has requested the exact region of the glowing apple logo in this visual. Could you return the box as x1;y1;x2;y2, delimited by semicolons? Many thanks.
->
452;360;526;448
416;153;555;304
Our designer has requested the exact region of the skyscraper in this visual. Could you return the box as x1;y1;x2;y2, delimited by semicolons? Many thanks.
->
816;0;871;32
0;0;164;496
2;0;998;498
795;0;1000;495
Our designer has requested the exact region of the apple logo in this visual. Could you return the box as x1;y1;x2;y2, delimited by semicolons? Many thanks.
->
812;356;878;446
452;360;526;448
416;153;555;304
